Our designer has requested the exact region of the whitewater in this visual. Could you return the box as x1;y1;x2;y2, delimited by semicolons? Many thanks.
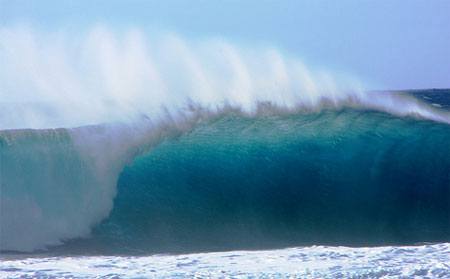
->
0;26;449;278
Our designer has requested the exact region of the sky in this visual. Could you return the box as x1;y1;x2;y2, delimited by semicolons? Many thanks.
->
1;0;449;90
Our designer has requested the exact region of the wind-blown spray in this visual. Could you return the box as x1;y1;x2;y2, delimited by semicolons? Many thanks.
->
1;25;447;130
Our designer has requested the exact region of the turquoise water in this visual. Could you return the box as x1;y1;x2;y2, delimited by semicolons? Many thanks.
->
1;107;449;254
96;109;450;253
1;91;449;278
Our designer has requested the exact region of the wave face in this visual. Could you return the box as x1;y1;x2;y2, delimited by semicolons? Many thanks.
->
3;107;447;254
91;109;450;253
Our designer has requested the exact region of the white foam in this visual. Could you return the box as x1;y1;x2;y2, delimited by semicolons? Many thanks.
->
1;243;449;278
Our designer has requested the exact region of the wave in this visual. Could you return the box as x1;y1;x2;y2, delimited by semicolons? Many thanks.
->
1;25;449;253
1;106;449;253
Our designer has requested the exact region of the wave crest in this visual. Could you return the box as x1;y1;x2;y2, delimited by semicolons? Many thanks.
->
1;25;448;130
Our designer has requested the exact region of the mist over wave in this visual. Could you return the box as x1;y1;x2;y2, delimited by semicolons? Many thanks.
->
1;25;448;130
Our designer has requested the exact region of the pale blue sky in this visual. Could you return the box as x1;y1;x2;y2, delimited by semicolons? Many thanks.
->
1;0;449;90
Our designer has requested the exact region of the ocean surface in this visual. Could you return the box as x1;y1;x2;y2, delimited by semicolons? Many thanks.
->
1;89;449;278
2;244;450;278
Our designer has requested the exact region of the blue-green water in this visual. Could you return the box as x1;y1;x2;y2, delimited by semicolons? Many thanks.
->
99;109;450;253
1;107;449;255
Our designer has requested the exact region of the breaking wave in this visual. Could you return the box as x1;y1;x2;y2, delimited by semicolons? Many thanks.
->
0;26;449;253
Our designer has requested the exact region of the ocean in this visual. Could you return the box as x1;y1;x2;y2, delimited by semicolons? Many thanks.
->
1;89;449;278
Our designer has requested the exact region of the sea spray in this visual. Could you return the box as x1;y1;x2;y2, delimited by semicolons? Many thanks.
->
1;26;448;130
